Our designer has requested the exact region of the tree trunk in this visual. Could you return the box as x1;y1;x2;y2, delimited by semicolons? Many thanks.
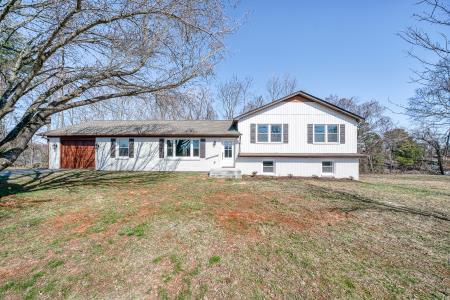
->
435;147;445;175
0;115;48;171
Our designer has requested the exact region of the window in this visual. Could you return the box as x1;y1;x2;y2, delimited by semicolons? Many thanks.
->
327;125;338;143
322;161;334;174
166;139;200;158
118;139;129;157
314;125;326;143
167;140;173;156
257;124;283;143
192;140;200;157
314;124;339;143
257;124;269;142
223;141;233;158
263;161;274;173
271;124;282;142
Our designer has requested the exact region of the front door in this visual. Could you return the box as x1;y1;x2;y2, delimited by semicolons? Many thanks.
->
221;140;234;167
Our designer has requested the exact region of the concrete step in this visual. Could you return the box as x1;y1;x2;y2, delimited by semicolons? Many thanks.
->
209;168;242;179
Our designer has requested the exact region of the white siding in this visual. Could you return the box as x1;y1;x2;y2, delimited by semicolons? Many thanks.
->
238;100;358;154
96;137;236;172
48;137;60;169
236;157;359;180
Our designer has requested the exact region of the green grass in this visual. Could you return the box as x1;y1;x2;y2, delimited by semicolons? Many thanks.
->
0;171;449;299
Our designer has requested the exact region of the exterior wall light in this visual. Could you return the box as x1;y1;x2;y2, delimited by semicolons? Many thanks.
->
52;143;57;150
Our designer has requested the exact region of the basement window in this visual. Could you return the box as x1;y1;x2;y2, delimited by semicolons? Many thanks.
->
263;161;274;173
322;161;334;174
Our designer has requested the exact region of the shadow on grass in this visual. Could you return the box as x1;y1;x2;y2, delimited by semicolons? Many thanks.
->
0;170;174;198
305;183;450;222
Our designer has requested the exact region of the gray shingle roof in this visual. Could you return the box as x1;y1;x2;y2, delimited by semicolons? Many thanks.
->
41;120;239;137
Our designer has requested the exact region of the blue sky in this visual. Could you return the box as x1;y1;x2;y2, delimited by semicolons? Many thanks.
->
214;0;435;127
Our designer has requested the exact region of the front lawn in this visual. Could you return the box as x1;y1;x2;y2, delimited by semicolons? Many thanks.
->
0;171;449;299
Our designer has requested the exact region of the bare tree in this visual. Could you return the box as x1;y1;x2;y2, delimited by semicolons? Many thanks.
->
399;0;449;174
415;125;449;174
326;95;393;173
241;95;265;114
217;75;252;119
266;74;298;101
0;0;230;170
400;0;449;126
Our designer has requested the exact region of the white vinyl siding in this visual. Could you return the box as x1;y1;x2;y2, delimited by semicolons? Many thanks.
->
236;157;359;179
238;99;358;154
95;137;238;172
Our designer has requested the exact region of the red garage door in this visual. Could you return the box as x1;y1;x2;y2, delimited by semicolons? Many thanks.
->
60;138;95;169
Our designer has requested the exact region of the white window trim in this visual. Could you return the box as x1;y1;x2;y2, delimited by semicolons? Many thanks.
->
313;124;340;144
262;161;275;174
117;138;129;159
165;138;200;160
321;161;335;176
256;124;283;144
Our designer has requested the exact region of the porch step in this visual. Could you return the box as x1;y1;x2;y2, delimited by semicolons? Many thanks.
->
209;168;242;179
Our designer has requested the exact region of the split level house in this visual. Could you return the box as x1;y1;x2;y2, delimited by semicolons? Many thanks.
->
42;91;365;179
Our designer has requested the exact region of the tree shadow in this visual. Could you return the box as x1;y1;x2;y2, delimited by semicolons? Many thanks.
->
304;183;450;222
0;170;174;198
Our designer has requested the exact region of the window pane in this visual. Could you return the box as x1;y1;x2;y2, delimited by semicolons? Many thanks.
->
192;140;199;157
315;134;325;143
327;125;338;134
118;139;128;148
167;140;173;156
271;124;282;142
175;140;191;157
314;125;325;134
258;124;268;133
328;133;338;143
119;147;129;157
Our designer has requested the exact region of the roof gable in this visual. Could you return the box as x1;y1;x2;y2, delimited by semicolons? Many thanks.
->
234;91;364;122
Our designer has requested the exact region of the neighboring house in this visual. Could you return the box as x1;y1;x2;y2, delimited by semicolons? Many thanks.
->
41;91;364;179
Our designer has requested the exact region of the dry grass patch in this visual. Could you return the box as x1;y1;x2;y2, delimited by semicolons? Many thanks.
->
0;171;449;299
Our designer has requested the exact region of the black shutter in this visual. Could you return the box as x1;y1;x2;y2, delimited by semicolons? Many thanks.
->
200;138;206;158
340;124;345;144
283;124;288;143
129;138;134;158
307;124;313;144
159;139;164;158
250;124;256;143
110;138;116;158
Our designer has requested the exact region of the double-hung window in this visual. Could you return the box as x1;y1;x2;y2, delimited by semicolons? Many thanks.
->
327;125;338;142
270;124;282;142
257;124;282;143
263;161;275;173
322;161;334;174
166;139;200;158
314;124;339;143
257;124;269;142
118;139;129;157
